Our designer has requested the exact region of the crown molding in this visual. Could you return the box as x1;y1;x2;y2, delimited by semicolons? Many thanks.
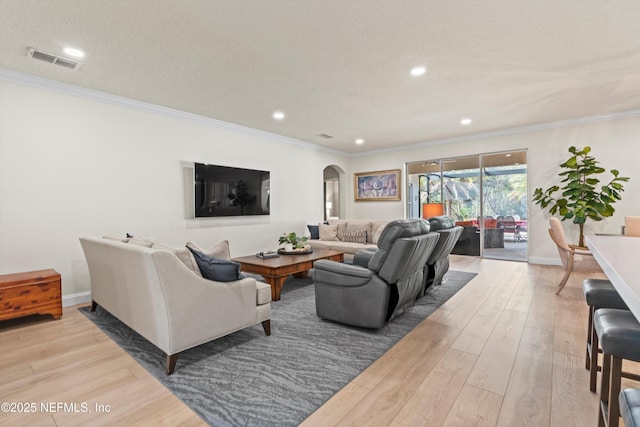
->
3;68;638;160
0;68;348;157
351;109;640;158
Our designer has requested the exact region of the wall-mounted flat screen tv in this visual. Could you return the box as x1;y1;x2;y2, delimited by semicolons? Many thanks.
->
194;163;270;217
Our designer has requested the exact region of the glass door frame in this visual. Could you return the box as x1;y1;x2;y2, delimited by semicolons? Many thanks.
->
406;149;528;260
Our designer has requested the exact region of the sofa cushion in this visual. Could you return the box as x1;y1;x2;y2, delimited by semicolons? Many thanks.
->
256;282;272;305
319;223;339;241
336;222;347;240
328;241;376;253
371;221;389;244
103;235;130;243
187;247;241;282
343;230;368;244
307;224;320;240
372;226;385;244
186;240;231;260
152;242;201;275
128;237;154;247
184;240;231;278
345;222;372;241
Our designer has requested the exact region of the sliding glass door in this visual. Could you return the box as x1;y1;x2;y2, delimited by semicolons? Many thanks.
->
480;151;528;261
407;150;528;261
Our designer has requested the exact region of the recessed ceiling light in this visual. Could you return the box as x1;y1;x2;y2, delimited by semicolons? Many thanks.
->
273;111;285;120
505;153;512;157
410;66;426;76
355;139;364;145
460;118;472;126
63;47;84;58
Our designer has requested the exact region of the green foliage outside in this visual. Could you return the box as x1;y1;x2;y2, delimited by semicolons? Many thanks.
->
419;167;527;221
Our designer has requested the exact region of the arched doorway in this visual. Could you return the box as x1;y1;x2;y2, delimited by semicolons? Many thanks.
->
323;166;341;220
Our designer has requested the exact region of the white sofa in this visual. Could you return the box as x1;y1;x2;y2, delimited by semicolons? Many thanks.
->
307;219;390;261
79;237;271;375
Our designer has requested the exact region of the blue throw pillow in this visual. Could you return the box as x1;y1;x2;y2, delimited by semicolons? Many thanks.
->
187;247;241;282
307;224;320;240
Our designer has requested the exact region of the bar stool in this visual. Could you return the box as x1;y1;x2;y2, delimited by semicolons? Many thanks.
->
620;388;640;427
594;308;640;427
584;279;628;392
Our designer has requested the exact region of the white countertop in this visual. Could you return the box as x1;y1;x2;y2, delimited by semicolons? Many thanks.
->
586;234;640;320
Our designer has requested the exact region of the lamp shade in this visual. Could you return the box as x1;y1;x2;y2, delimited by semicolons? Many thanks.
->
422;203;444;219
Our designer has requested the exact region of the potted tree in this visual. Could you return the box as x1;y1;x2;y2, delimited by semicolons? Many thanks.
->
532;146;629;247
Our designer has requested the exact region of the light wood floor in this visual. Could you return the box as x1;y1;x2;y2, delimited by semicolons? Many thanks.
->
1;256;636;426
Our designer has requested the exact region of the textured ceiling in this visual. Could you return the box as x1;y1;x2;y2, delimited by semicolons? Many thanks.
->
1;0;639;154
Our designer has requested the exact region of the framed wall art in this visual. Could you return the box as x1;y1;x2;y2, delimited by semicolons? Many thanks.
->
354;169;401;201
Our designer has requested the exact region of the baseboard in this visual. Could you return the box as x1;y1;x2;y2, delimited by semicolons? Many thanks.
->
528;256;562;266
63;291;91;307
60;260;559;305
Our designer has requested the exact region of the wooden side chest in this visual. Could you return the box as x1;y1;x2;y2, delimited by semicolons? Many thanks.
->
0;269;62;321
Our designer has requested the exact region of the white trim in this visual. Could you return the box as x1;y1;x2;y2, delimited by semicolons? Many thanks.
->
351;110;640;158
63;290;91;307
3;68;638;159
0;68;346;157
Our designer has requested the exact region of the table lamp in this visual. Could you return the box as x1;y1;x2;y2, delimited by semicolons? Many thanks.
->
422;203;444;219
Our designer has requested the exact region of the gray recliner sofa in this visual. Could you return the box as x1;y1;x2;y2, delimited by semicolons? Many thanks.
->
423;215;463;293
313;219;439;329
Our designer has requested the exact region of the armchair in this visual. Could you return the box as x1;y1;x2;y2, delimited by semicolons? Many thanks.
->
313;219;439;329
548;217;602;294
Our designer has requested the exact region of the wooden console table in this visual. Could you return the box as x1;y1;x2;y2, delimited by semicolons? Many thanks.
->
0;269;62;321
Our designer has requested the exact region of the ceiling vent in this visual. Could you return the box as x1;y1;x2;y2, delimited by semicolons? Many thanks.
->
317;133;334;139
28;48;82;70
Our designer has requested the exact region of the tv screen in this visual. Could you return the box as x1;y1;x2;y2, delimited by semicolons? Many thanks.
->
194;163;270;217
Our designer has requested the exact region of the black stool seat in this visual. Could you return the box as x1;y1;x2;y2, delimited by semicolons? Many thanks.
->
595;309;640;361
584;279;628;309
621;388;640;427
584;279;629;392
595;308;640;427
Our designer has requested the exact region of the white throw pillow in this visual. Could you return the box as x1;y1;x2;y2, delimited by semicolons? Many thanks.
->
319;223;339;241
128;237;154;247
152;242;201;275
372;226;385;245
370;221;389;243
186;240;231;260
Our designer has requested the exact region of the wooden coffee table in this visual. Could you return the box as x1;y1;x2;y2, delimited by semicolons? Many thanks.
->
233;249;344;301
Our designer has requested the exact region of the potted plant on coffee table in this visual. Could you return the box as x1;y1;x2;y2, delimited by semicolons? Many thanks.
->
278;232;309;252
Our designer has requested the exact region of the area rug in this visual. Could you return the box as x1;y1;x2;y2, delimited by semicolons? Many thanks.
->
80;270;476;426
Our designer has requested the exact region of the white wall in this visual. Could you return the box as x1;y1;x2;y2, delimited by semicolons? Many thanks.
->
0;79;348;299
346;115;640;263
2;75;638;301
